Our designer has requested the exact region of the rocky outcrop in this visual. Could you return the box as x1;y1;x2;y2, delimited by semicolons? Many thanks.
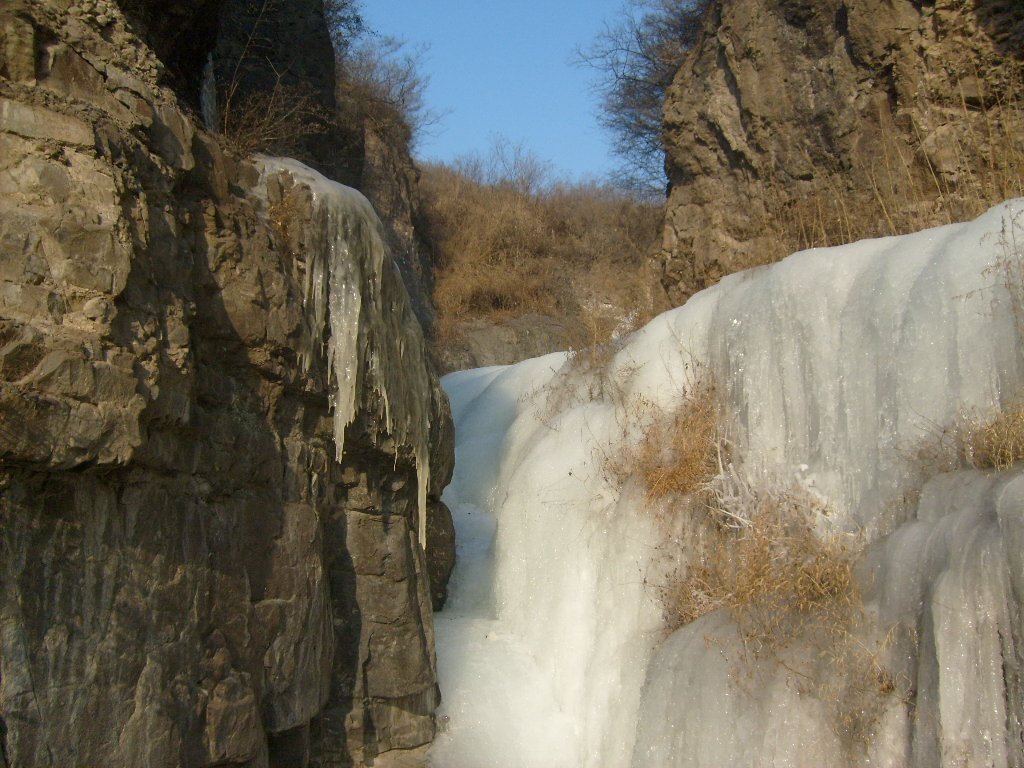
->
0;1;453;766
359;126;437;334
212;0;347;182
437;315;577;372
113;0;226;101
657;0;1024;304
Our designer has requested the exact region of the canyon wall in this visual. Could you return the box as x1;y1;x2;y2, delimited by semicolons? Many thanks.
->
657;0;1024;304
0;1;453;766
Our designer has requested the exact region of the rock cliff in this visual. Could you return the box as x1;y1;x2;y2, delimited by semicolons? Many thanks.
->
657;0;1024;304
0;1;453;766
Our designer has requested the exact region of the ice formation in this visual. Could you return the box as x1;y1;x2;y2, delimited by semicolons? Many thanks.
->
432;200;1024;767
258;158;433;545
200;53;218;132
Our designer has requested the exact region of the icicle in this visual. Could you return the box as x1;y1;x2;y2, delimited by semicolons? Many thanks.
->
257;157;433;549
200;53;219;132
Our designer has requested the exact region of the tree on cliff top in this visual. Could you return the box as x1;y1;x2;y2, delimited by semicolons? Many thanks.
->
579;0;710;197
324;0;365;56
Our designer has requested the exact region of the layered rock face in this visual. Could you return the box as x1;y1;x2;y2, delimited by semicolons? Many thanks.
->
0;1;453;766
657;0;1024;304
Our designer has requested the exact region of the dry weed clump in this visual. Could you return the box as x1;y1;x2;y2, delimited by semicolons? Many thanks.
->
963;401;1024;470
657;474;901;748
598;366;901;744
607;375;721;504
931;399;1024;472
664;479;859;646
904;397;1024;479
266;187;308;258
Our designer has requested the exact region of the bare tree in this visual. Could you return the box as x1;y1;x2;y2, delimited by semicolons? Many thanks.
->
452;137;554;196
336;34;442;151
578;0;709;196
323;0;365;56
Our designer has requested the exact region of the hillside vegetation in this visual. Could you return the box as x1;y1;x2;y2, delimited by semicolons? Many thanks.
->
419;147;665;366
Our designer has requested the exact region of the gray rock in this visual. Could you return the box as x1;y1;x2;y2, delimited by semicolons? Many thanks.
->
440;313;576;371
657;0;1024;304
0;2;454;766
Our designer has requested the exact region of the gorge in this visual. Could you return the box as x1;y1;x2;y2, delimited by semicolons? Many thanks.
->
2;1;1024;767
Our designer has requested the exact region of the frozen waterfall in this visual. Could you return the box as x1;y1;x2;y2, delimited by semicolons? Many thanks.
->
432;200;1024;767
257;157;433;545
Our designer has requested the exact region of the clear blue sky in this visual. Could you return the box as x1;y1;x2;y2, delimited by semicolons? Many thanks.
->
359;0;627;181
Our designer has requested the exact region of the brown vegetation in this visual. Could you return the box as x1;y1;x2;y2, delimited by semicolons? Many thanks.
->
420;150;665;354
667;472;896;748
667;480;859;647
601;373;899;745
607;374;720;503
221;81;330;157
964;400;1024;471
911;397;1024;478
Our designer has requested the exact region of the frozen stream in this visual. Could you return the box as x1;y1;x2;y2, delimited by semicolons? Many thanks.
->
428;201;1024;767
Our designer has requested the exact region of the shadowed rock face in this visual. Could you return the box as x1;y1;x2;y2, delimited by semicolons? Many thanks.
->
113;0;225;100
0;2;453;766
656;0;1024;305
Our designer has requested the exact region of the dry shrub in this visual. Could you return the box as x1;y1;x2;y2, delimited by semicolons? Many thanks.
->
215;0;333;158
667;480;858;648
421;164;558;337
221;82;330;158
964;401;1024;470
904;398;1024;480
598;364;901;744
419;157;664;355
608;374;721;504
915;399;1024;473
658;474;900;748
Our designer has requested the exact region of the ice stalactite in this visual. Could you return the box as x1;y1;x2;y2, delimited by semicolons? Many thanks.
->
200;53;219;132
257;157;432;546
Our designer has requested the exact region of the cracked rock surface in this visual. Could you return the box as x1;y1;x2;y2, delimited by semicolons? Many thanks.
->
0;2;454;766
656;0;1024;304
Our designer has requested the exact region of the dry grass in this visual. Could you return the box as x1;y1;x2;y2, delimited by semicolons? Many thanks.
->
748;76;1024;267
991;208;1024;341
607;375;721;504
904;397;1024;479
266;185;308;258
601;380;894;745
962;401;1024;470
667;482;858;647
419;160;664;356
657;474;901;748
597;364;900;745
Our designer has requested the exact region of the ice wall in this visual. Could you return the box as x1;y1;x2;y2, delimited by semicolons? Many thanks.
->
258;158;433;544
633;471;1024;768
434;200;1024;767
200;53;218;132
430;356;669;768
627;199;1024;766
